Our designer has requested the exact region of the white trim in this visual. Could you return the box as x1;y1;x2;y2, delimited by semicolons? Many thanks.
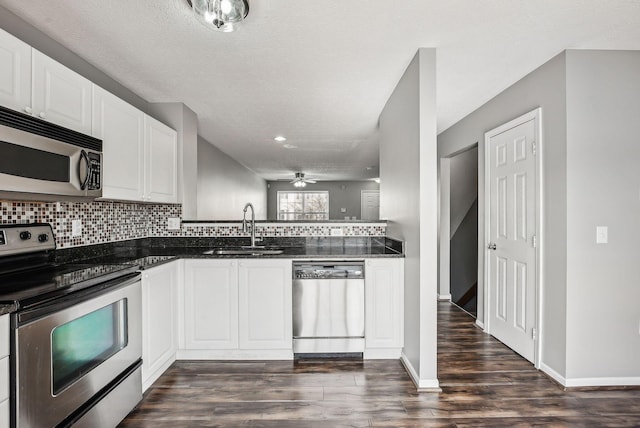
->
400;352;441;391
437;293;452;301
475;319;485;330
143;353;176;392
364;348;402;359
540;362;566;387
184;222;386;228
483;107;543;368
176;349;293;360
565;377;640;388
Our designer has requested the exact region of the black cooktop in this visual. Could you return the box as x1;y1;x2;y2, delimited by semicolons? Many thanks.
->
0;262;139;310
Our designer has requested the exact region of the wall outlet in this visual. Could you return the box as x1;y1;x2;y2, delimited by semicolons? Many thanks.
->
340;208;347;213
71;219;82;237
167;217;181;230
596;226;608;244
330;227;343;236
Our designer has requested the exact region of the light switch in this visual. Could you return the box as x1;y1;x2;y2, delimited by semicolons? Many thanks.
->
340;208;347;213
596;226;608;244
167;217;181;230
71;219;82;237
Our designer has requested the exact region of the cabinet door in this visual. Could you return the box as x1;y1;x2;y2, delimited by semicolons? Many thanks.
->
144;115;178;203
365;258;404;349
238;259;292;350
183;260;238;350
32;50;92;135
0;28;31;114
93;85;145;201
142;261;179;390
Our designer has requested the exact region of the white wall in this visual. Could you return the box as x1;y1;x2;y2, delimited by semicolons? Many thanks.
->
438;52;568;377
564;50;640;383
379;48;438;389
197;138;267;220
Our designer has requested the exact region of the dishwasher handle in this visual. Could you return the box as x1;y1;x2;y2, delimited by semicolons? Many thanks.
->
293;262;364;280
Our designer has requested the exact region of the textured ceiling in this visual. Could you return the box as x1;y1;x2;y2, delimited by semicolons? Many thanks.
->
2;0;640;181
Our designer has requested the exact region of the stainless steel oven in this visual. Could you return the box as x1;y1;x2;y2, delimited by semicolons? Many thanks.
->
14;276;141;427
0;106;102;199
0;223;142;427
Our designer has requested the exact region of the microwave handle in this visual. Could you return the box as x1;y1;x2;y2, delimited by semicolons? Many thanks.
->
78;149;91;190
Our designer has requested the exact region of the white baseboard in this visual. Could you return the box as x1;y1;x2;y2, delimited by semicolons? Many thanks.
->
475;319;485;330
565;376;640;387
540;362;566;387
400;352;441;392
437;294;452;301
364;348;402;359
176;349;293;360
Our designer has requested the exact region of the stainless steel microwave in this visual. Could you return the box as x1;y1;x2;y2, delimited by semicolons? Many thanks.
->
0;106;102;199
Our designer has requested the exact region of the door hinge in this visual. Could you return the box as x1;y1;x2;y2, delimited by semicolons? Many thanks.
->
532;141;537;156
532;328;537;340
532;235;537;248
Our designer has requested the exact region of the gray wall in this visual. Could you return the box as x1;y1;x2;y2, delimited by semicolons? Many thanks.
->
438;52;569;377
265;181;379;220
379;48;438;388
564;50;640;381
197;138;267;220
449;147;478;236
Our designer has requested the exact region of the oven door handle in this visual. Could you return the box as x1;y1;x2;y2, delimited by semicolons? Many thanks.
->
16;271;142;326
78;149;91;190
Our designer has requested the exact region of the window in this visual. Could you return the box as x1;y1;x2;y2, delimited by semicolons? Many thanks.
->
277;191;329;220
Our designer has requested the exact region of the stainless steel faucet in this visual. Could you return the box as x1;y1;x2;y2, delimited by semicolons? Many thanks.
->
242;202;256;247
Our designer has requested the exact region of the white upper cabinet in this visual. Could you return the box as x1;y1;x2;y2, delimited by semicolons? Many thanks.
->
0;28;92;135
0;28;31;113
92;85;144;201
94;85;177;203
144;115;178;203
31;50;92;135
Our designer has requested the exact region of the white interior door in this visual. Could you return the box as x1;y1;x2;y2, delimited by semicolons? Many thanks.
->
486;111;538;363
361;190;380;220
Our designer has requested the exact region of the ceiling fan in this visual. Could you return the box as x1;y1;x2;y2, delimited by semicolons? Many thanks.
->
290;172;316;188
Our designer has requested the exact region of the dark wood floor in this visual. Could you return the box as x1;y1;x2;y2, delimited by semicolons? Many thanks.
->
120;302;640;427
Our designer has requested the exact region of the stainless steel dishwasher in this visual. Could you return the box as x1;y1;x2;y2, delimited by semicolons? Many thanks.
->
292;261;365;355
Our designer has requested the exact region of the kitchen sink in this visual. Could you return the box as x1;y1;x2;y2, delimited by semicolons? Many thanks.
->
202;247;284;256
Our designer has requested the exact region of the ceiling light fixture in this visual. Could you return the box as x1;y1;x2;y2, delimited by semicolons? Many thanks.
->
274;136;287;142
188;0;249;32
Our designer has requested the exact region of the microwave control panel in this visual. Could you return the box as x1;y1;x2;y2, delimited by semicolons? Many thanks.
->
87;152;101;190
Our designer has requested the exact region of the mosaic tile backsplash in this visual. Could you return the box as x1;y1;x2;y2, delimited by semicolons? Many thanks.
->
1;201;386;249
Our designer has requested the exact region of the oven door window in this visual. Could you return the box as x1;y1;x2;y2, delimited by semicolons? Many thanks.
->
0;140;70;182
51;299;128;395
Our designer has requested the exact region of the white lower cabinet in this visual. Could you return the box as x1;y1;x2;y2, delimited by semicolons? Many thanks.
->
0;314;9;428
141;260;180;391
179;259;293;360
183;259;238;350
238;259;292;350
364;258;404;359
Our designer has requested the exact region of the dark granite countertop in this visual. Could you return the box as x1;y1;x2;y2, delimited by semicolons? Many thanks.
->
59;236;404;270
0;303;17;316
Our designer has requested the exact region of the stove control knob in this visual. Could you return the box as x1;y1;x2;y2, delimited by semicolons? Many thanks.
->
38;234;49;243
19;231;32;240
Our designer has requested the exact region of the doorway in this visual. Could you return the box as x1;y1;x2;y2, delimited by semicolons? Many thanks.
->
360;190;380;220
484;109;541;364
449;147;478;316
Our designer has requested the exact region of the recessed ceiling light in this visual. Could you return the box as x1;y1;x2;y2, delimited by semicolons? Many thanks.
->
274;136;287;142
283;143;297;149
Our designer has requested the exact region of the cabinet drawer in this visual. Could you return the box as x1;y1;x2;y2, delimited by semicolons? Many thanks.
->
0;356;8;402
0;315;8;358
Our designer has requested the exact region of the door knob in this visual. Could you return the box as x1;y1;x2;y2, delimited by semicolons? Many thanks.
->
487;243;497;250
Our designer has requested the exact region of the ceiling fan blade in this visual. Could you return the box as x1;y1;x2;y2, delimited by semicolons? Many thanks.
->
304;179;317;183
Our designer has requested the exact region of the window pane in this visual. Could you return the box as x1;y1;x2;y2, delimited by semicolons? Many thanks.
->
277;191;329;220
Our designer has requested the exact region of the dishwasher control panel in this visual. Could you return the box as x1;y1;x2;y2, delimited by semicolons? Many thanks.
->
293;262;364;279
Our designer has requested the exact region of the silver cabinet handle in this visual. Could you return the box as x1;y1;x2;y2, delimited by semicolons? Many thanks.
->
24;106;32;114
39;111;46;119
488;243;497;250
